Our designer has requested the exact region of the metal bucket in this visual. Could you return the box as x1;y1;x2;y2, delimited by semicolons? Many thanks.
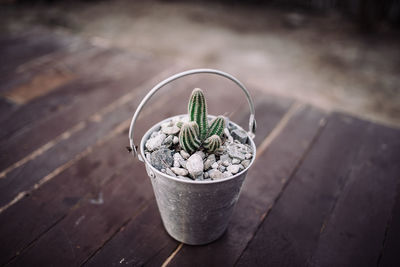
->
128;69;257;245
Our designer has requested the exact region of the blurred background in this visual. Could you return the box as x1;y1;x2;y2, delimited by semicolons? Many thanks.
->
1;0;399;127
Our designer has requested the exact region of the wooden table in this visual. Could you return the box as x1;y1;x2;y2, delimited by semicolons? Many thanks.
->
1;28;399;267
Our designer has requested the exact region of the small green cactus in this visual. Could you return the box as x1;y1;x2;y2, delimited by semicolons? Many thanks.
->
203;135;222;153
179;88;226;154
188;88;208;141
179;121;201;154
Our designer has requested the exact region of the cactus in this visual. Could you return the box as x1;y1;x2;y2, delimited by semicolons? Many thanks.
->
203;135;222;153
179;121;201;154
188;88;208;141
179;88;226;154
207;116;225;137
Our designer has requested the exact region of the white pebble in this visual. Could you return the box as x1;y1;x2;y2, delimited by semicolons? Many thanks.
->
186;154;204;178
180;150;190;159
209;169;223;179
145;133;166;151
173;136;179;144
211;162;219;169
227;164;240;174
171;167;189;176
204;159;212;170
232;158;240;164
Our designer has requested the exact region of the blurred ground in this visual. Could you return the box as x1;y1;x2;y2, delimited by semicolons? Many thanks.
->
1;0;399;127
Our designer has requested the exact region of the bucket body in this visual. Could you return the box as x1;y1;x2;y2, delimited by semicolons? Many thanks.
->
140;115;256;245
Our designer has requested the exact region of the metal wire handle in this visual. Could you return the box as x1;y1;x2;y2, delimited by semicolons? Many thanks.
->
128;68;257;158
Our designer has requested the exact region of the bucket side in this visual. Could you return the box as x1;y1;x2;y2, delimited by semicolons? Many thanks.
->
147;164;247;245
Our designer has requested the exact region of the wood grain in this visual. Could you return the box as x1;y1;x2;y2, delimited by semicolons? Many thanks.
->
235;113;399;267
166;105;326;267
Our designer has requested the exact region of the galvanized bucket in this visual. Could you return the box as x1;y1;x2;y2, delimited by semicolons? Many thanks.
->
128;69;257;245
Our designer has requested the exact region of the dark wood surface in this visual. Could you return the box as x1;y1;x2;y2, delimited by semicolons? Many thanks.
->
1;28;399;267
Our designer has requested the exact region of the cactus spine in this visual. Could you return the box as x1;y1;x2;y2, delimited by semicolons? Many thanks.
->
179;88;226;154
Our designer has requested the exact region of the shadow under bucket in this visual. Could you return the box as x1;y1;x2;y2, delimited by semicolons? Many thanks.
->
128;69;257;245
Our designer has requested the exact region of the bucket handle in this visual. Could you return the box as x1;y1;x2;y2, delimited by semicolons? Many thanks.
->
128;68;257;159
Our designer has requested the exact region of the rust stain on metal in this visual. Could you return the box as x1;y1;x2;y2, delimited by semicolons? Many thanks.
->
4;68;74;104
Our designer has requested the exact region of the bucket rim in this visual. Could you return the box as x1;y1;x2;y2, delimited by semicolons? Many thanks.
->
140;114;256;184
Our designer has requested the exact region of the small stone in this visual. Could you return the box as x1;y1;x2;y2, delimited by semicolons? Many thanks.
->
245;153;252;159
195;151;205;159
228;122;237;130
227;144;246;160
173;160;180;168
180;160;187;168
223;160;230;167
223;171;232;178
186;154;204;178
163;135;173;147
219;165;226;172
146;133;166;151
211;162;219;169
161;121;180;135
231;128;248;143
196;173;205;181
180;150;190;160
220;154;230;163
238;164;244;170
232;158;240;164
227;164;240;174
150;131;159;138
150;148;173;171
165;168;176;177
207;154;216;164
241;160;251;168
161;169;166;173
204;159;212;170
171;167;189;176
231;128;248;144
174;153;186;168
224;128;234;143
173;136;179;144
204;172;209;178
208;169;223;179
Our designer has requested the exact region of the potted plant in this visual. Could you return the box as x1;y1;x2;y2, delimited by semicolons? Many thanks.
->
128;69;256;245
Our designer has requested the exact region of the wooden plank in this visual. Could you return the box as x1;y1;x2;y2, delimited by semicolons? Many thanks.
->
235;113;391;267
164;105;326;267
3;67;74;104
84;201;179;267
0;31;91;95
309;122;400;266
0;52;168;171
85;95;295;266
0;46;147;139
380;184;400;267
3;77;250;265
0;29;72;80
0;64;170;208
9;161;154;266
0;81;182;265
